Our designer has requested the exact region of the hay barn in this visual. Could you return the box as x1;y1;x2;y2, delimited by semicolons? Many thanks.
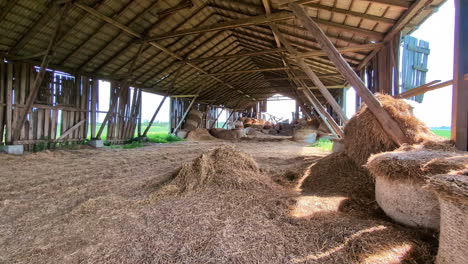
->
0;0;467;263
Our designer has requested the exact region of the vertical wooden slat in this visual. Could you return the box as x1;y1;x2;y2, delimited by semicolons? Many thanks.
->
452;0;468;150
5;63;13;143
0;62;5;143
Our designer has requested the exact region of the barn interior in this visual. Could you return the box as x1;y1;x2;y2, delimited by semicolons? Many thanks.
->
1;0;467;263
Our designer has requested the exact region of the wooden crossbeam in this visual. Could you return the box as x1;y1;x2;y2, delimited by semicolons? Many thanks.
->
143;10;384;42
302;2;396;24
0;0;18;22
201;67;288;77
290;2;409;145
357;0;433;71
358;0;411;9
11;6;67;142
185;48;286;63
294;43;384;58
57;120;85;140
271;24;349;123
74;2;256;101
142;12;294;42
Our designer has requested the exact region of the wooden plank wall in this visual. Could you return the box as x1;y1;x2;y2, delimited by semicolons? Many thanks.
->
1;60;140;149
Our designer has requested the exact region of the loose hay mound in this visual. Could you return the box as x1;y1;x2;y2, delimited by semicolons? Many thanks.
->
301;152;378;217
159;146;277;193
426;170;468;264
344;94;447;166
185;128;217;141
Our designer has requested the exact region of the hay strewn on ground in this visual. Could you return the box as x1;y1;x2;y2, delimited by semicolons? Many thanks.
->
343;94;448;166
0;142;437;263
367;144;468;183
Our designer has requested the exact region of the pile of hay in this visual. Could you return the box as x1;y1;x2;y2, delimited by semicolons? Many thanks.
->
301;152;378;217
87;147;436;263
185;128;217;141
344;94;447;166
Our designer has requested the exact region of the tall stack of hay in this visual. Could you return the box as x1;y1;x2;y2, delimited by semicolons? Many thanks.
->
183;110;203;131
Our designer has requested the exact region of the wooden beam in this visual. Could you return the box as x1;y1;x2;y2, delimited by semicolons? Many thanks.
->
9;2;60;55
201;67;288;77
396;80;455;99
57;120;85;140
271;24;348;123
358;0;411;9
185;48;286;63
290;2;409;145
452;0;468;151
142;11;294;42
11;6;67;142
173;95;198;134
75;2;256;101
357;0;433;70
302;2;396;25
0;0;18;22
294;43;384;58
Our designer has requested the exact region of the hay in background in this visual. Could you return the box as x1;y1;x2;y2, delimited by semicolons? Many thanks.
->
209;128;245;140
367;145;468;184
185;128;217;141
343;94;446;166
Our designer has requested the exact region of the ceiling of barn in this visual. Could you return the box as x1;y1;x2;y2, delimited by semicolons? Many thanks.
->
0;0;447;108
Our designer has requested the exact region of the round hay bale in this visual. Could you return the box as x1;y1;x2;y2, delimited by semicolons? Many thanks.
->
375;176;440;229
185;128;217;141
426;171;468;264
343;94;443;166
292;129;318;144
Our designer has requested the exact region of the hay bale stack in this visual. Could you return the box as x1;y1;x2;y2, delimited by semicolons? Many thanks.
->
209;128;245;140
183;110;203;130
263;121;272;129
367;144;467;229
292;128;318;144
185;128;217;141
243;118;253;127
233;120;244;128
344;94;444;166
426;170;468;264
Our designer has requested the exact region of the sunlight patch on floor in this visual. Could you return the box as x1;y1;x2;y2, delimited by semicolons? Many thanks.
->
291;195;349;218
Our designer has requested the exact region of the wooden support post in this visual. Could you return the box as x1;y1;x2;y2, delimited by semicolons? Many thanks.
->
11;6;67;142
173;96;198;134
290;2;409;145
57;120;85;140
452;0;468;150
270;24;348;123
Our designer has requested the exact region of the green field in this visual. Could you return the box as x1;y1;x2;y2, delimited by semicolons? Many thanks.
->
308;129;451;152
431;129;451;139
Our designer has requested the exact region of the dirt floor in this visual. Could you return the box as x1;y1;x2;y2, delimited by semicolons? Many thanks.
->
0;139;436;263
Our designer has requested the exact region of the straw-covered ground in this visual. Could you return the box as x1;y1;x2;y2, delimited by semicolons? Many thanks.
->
0;139;437;264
